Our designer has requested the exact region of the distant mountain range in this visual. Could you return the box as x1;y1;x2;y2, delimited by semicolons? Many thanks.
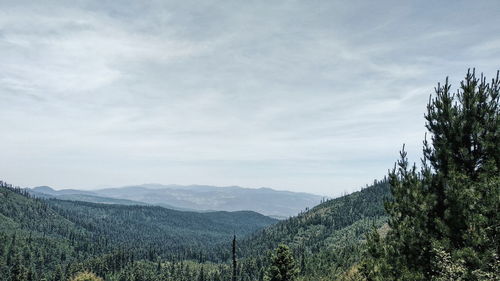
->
29;184;325;218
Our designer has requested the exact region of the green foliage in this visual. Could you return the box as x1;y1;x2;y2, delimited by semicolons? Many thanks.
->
361;69;500;280
264;245;299;281
0;177;390;281
431;247;500;281
0;181;276;281
241;180;390;280
0;183;92;280
70;271;103;281
47;199;276;260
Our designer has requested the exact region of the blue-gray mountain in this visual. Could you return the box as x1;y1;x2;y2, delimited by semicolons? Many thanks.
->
30;184;325;217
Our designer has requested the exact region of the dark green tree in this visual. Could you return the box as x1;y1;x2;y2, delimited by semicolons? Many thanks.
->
198;265;205;281
264;244;299;281
362;69;500;280
232;235;237;281
52;265;65;281
10;253;26;281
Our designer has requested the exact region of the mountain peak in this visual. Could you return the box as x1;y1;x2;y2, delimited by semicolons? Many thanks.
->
32;186;56;193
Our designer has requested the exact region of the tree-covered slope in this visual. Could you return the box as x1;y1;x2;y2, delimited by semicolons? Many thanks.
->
0;181;277;281
1;182;277;257
0;183;98;281
0;182;90;243
237;180;391;280
1;178;390;281
241;180;390;254
46;199;277;258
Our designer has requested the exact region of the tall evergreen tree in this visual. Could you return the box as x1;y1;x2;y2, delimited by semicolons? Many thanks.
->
198;265;205;281
264;244;298;281
9;253;26;281
361;69;500;280
232;235;237;281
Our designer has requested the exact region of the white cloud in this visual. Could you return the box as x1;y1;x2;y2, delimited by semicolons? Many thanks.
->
0;6;212;96
0;0;499;196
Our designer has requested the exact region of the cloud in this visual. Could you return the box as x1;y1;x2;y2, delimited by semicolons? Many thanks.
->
0;0;499;196
0;5;212;97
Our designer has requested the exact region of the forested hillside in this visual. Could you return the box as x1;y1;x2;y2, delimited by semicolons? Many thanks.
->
47;199;276;259
236;180;391;280
0;182;277;281
0;178;389;281
0;183;95;281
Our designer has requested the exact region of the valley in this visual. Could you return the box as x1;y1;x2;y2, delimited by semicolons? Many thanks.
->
0;179;388;281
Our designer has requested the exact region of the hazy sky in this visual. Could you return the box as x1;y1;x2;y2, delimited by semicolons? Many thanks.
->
1;0;499;196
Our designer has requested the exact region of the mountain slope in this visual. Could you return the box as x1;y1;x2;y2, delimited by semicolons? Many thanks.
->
2;183;277;257
47;199;277;257
0;184;89;239
0;183;98;280
0;181;278;280
238;179;391;280
29;186;188;210
1;179;391;281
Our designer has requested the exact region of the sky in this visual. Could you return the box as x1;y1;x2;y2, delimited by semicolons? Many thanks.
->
0;0;499;196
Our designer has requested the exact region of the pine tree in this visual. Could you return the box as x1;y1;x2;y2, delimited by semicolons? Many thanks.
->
264;244;299;281
232;235;237;281
9;253;26;281
198;265;205;281
156;259;162;273
52;265;65;281
361;69;500;280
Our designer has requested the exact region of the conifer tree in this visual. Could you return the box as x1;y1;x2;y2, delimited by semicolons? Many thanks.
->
52;265;65;281
198;265;205;281
232;235;237;281
361;69;500;280
10;253;26;281
264;244;298;281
